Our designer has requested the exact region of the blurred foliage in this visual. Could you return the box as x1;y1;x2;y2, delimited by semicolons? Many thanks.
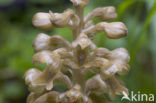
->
0;0;14;5
0;0;156;103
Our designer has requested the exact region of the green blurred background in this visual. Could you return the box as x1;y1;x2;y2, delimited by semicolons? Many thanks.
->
0;0;156;103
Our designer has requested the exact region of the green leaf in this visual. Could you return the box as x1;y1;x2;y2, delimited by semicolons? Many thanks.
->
117;0;136;18
130;2;156;60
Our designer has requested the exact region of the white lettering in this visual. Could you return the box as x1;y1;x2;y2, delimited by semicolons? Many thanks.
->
131;91;137;101
149;94;154;101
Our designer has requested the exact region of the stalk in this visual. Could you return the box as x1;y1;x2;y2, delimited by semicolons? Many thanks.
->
73;7;84;39
72;6;86;96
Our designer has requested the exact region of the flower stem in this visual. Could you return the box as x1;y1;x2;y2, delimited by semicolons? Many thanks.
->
73;6;84;39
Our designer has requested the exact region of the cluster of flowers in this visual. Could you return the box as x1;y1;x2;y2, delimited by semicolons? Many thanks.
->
24;0;130;103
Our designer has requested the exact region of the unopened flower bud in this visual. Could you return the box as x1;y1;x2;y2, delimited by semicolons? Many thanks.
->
84;6;117;22
32;12;53;30
97;7;117;20
50;9;78;28
95;22;128;39
109;48;130;62
103;22;128;39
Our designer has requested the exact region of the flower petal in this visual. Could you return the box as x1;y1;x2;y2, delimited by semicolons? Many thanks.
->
49;35;71;49
26;93;42;103
103;22;128;39
108;48;130;62
59;84;82;103
84;22;128;39
86;75;107;94
54;72;72;88
34;91;60;103
72;33;92;49
50;9;79;28
24;68;46;93
32;12;53;30
62;59;79;69
33;33;51;52
24;67;60;92
91;57;110;69
84;6;117;22
94;48;110;57
53;48;72;59
104;76;128;99
97;22;128;39
33;33;71;52
32;50;61;70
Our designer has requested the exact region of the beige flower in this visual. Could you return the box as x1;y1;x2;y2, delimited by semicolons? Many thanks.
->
25;0;130;102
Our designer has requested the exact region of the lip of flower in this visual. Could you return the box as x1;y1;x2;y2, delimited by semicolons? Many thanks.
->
72;33;92;49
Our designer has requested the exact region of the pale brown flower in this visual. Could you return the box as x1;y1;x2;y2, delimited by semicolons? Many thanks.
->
25;0;130;103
